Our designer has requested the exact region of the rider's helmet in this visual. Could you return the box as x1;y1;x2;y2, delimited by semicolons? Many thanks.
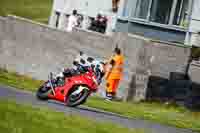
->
73;52;105;78
93;61;105;76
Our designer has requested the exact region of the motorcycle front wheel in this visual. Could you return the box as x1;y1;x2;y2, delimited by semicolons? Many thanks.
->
36;85;51;101
65;85;90;107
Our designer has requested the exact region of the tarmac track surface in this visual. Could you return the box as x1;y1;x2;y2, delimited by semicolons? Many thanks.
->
0;85;197;133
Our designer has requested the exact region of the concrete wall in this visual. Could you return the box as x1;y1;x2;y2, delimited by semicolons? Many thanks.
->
189;62;200;83
124;34;191;101
0;16;115;76
0;16;191;101
0;17;6;49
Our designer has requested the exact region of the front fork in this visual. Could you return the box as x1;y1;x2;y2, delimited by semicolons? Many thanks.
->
48;73;56;96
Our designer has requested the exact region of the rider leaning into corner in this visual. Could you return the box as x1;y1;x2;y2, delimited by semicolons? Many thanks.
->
56;51;106;85
55;48;124;101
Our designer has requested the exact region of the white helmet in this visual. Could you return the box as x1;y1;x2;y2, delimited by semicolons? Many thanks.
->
93;60;105;74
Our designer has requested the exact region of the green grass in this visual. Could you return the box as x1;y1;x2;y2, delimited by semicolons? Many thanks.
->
0;0;52;23
87;97;200;132
0;68;200;132
0;100;143;133
0;69;44;92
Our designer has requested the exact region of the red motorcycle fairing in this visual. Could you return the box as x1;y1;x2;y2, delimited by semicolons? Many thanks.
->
47;71;98;102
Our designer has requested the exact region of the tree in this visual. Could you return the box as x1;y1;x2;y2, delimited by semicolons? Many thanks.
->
191;46;200;60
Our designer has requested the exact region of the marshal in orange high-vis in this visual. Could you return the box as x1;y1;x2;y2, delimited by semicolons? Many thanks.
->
105;47;124;100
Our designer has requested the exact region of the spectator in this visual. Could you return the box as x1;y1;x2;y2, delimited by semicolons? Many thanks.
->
112;0;120;12
89;13;107;33
67;10;78;32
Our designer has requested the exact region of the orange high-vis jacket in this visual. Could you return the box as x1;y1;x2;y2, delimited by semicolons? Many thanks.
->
106;54;124;80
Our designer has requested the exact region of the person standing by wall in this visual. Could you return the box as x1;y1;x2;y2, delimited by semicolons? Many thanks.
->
67;10;78;32
105;46;124;101
112;0;120;12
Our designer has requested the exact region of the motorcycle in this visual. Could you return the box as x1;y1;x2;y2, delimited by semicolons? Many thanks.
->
36;58;105;107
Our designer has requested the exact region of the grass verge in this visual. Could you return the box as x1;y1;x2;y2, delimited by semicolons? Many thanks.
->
87;97;200;132
0;99;143;133
0;0;52;23
0;69;43;92
0;68;200;132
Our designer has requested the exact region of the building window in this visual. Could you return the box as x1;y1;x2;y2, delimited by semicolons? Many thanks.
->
134;0;150;19
122;0;129;17
126;0;190;28
173;0;189;27
150;0;173;24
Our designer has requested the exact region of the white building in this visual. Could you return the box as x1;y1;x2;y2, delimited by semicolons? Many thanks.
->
188;0;200;46
116;0;200;46
48;0;118;35
49;0;200;46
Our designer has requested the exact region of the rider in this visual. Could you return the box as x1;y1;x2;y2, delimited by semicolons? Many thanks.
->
93;61;106;85
56;52;105;85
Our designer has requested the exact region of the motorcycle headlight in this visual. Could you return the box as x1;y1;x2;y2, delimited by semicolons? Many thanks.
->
46;82;51;87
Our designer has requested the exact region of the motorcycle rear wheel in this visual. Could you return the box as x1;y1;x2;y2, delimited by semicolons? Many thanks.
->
65;86;90;107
